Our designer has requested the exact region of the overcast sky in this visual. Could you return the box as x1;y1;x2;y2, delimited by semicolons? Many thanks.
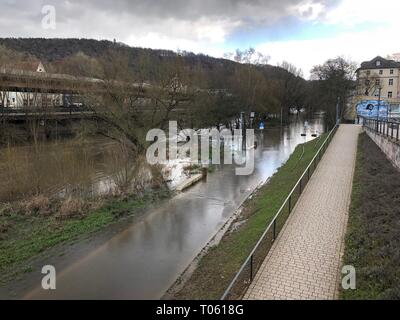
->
1;0;399;78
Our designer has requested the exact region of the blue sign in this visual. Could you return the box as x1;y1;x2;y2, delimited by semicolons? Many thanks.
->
356;100;389;120
259;122;265;130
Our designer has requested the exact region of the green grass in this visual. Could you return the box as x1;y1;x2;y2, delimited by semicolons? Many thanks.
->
171;133;329;300
340;133;400;300
0;190;170;284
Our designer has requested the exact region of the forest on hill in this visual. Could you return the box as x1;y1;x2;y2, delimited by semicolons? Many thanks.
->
0;38;293;83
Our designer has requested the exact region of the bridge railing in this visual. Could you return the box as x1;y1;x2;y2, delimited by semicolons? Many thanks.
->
0;106;91;115
221;124;339;300
360;116;400;142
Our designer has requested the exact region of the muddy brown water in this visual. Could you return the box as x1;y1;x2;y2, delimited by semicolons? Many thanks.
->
2;117;325;299
0;138;125;202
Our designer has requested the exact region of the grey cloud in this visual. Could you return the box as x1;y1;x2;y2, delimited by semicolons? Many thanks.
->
72;0;342;22
0;0;343;44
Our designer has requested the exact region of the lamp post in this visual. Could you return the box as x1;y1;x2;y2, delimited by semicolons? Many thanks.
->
336;97;340;125
376;86;382;131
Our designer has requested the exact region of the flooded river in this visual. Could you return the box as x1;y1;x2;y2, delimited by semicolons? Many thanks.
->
0;138;128;202
7;117;325;299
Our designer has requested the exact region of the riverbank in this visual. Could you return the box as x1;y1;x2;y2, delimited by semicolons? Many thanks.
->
341;133;400;300
166;133;327;300
0;189;172;286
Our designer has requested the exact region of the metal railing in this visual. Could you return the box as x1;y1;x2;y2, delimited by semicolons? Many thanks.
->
360;117;400;142
221;124;339;300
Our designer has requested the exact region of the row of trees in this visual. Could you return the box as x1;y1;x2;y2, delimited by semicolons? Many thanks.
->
80;48;312;153
0;41;358;150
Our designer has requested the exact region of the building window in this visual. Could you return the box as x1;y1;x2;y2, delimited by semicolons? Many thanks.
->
389;79;394;86
366;70;371;76
388;92;393;98
376;79;380;85
390;69;394;74
379;70;383;75
376;61;381;66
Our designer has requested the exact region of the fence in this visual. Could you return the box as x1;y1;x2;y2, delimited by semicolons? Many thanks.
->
361;117;400;142
221;124;339;300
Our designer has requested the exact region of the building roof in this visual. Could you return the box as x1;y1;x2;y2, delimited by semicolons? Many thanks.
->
13;60;46;73
359;56;400;71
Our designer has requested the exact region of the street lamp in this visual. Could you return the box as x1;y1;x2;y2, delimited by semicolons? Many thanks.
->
376;86;382;131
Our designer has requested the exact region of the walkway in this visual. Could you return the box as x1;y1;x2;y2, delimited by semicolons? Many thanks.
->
244;124;361;300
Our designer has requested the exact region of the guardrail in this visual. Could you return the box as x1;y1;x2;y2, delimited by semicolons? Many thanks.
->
221;124;339;300
360;116;400;142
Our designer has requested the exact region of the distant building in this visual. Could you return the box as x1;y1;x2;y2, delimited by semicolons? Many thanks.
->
355;56;400;119
14;60;47;73
0;60;62;109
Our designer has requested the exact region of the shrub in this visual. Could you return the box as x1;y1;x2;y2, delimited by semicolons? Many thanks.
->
57;197;88;220
0;203;13;217
23;195;51;216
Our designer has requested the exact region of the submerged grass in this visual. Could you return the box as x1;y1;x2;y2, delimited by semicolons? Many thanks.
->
0;189;171;284
170;133;328;300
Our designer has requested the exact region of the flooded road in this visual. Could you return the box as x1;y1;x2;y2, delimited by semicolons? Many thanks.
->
22;117;325;299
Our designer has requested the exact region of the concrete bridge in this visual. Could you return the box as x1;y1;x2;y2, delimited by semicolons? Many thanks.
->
0;68;149;94
0;68;193;123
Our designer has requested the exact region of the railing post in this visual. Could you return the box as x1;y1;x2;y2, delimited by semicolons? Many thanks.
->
250;255;253;282
397;124;399;142
299;178;302;194
391;123;394;139
387;121;389;137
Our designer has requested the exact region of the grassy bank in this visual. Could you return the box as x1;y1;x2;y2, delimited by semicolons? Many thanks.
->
0;189;171;284
341;133;400;300
170;133;328;300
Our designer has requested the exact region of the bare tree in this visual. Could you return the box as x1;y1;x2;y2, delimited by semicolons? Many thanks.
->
277;61;306;118
310;56;357;125
224;47;271;124
83;51;196;153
